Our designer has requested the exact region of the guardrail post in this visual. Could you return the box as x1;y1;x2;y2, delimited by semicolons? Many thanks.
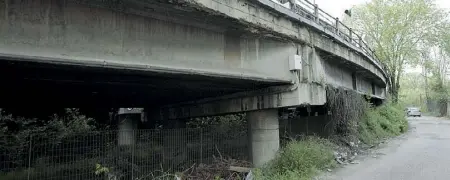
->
358;38;362;48
288;0;295;11
314;4;319;23
335;17;339;34
349;28;353;43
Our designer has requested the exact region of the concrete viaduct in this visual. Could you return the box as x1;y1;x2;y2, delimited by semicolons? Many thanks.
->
0;0;388;166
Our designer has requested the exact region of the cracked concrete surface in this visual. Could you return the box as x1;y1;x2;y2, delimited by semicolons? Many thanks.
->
319;116;450;180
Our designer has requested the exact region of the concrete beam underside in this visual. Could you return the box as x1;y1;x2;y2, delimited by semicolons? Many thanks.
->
0;0;294;85
161;83;327;120
160;44;385;120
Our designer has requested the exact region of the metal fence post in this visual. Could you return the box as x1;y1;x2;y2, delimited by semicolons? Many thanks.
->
161;130;165;170
131;130;135;180
27;134;32;180
200;128;203;164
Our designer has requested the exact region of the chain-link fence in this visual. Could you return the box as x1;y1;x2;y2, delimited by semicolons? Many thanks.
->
0;128;249;180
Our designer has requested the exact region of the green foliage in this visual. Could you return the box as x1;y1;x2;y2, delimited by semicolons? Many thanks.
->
0;169;33;180
187;113;245;129
399;72;428;110
0;108;96;137
348;0;448;102
358;103;408;144
254;89;408;179
0;109;100;180
94;163;110;175
0;158;101;180
0;108;98;164
424;47;449;115
187;113;247;139
326;86;367;141
429;71;449;100
254;137;336;180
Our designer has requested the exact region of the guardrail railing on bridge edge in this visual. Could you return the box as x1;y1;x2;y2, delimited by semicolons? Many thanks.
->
272;0;388;77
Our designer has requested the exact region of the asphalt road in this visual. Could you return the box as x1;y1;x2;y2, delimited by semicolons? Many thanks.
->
322;116;450;180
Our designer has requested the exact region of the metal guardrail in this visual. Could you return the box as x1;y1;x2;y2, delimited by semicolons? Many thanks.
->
273;0;387;76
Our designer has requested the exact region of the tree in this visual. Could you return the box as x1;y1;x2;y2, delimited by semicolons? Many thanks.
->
439;27;450;80
399;72;426;107
428;56;449;116
429;31;450;116
346;0;448;102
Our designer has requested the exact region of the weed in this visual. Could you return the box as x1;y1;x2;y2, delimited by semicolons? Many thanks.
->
358;103;408;144
254;137;336;180
254;100;408;180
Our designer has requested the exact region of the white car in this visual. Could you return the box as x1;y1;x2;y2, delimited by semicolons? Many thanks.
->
406;107;421;117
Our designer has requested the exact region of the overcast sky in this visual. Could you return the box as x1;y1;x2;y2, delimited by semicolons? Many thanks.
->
314;0;450;19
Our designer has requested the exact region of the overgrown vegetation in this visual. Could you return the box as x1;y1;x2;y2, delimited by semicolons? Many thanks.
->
0;98;408;180
254;137;336;180
399;72;428;111
358;103;408;144
324;87;407;145
348;0;450;112
0;109;250;180
325;86;367;142
187;113;247;139
254;87;408;180
0;108;104;180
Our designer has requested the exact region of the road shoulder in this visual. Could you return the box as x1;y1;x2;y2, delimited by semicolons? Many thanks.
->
316;118;416;180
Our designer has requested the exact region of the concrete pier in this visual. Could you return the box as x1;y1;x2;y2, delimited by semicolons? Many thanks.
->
117;108;141;146
247;109;280;167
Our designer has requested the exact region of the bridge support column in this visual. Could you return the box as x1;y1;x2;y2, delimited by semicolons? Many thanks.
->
248;109;280;167
118;116;138;145
117;108;141;146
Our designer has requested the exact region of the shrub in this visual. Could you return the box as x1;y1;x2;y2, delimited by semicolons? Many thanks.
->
358;103;408;144
0;108;98;176
254;137;336;180
255;102;408;180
